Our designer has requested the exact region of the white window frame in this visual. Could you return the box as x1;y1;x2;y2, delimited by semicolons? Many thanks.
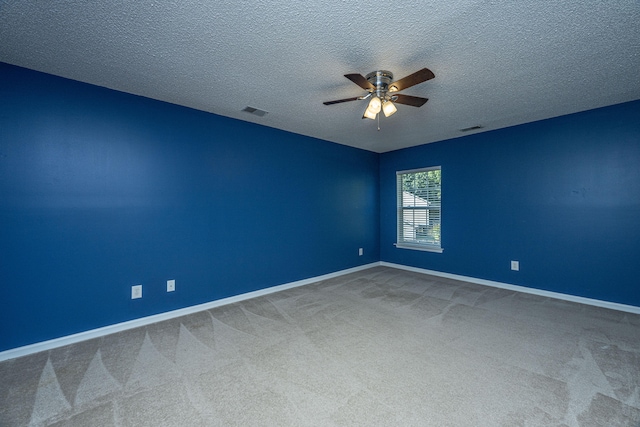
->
395;166;443;253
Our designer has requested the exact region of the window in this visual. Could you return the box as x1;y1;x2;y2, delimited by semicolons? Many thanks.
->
396;166;442;252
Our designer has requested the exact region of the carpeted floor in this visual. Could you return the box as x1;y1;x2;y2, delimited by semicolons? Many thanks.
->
1;266;639;426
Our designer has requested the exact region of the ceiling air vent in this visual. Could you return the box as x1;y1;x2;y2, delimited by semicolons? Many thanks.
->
242;106;268;117
459;125;483;132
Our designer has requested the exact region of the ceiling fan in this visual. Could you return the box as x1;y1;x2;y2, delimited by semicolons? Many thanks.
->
323;68;435;125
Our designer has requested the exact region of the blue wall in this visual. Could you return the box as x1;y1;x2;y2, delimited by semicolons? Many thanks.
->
380;100;640;307
0;63;380;352
2;60;638;353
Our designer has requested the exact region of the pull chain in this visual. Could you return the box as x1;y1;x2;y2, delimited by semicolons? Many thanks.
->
377;113;380;131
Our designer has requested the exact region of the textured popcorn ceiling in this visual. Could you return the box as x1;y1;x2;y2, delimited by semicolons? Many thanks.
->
1;1;639;153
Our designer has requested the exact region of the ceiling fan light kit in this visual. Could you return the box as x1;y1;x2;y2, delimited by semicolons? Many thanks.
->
382;100;397;117
324;68;434;128
365;96;382;118
363;105;377;120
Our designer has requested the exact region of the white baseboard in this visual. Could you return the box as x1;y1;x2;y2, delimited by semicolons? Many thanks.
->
3;261;637;362
380;261;640;315
0;263;379;362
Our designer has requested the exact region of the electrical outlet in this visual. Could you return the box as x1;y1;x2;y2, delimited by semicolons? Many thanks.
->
131;284;142;299
167;279;175;292
359;248;363;256
511;260;520;271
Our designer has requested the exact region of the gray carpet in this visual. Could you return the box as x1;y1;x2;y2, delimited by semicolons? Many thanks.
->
1;266;639;426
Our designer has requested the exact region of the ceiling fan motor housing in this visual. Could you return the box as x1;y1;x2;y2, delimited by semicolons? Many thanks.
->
366;70;394;99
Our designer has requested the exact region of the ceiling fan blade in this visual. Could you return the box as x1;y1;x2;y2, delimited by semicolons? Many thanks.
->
344;73;376;90
393;94;429;107
323;97;360;105
388;68;435;92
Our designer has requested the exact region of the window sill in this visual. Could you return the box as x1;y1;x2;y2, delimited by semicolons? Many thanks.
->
394;243;444;253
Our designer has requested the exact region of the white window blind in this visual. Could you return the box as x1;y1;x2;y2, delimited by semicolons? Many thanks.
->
396;166;442;252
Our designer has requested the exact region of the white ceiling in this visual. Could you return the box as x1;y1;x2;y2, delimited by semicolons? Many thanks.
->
1;1;639;153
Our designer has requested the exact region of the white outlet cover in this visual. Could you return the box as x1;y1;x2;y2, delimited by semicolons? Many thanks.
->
359;248;363;256
167;279;175;292
511;261;520;271
132;284;142;299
